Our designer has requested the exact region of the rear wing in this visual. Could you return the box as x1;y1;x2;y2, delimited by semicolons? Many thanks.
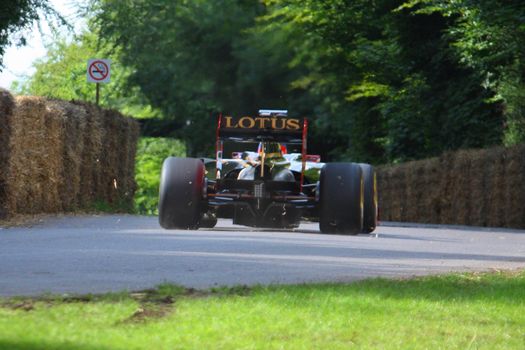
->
217;110;305;144
215;109;309;188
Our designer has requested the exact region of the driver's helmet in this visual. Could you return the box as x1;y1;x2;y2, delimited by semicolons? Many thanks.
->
257;142;288;168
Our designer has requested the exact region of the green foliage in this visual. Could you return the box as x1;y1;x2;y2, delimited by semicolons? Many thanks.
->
17;0;525;164
0;0;66;69
93;0;267;156
134;137;186;215
404;0;525;146
260;0;504;163
15;31;159;118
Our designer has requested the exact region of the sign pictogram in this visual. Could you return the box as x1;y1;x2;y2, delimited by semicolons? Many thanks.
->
87;59;111;83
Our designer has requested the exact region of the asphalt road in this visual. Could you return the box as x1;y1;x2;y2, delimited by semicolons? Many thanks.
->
1;215;524;296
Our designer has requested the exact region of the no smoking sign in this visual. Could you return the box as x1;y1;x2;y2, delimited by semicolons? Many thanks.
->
87;59;111;83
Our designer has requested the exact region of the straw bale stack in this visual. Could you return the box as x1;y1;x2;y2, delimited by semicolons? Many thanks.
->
398;163;415;221
117;116;140;205
377;144;525;228
74;103;139;210
52;100;88;211
468;148;487;226
8;96;63;214
403;160;423;222
377;162;406;222
420;157;440;224
99;108;126;205
0;88;15;218
9;96;40;214
0;92;139;219
124;118;140;202
442;150;473;225
73;101;104;206
482;147;506;227
376;166;391;221
504;144;525;227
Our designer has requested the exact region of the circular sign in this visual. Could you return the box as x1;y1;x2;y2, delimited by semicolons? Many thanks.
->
88;60;109;82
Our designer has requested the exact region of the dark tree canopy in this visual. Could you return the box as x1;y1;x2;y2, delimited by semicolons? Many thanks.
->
0;0;67;69
1;0;44;68
19;0;525;163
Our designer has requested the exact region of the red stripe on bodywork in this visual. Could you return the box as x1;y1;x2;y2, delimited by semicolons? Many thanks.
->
300;118;308;192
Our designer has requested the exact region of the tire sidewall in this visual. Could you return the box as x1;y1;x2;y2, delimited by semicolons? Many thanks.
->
359;163;378;233
319;162;363;234
159;157;205;229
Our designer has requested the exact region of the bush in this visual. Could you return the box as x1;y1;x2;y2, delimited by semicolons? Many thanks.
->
134;137;186;215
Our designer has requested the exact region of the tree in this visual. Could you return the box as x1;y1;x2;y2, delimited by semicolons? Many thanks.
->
258;0;503;162
92;0;266;155
15;31;158;119
65;0;512;162
0;0;66;69
402;0;525;145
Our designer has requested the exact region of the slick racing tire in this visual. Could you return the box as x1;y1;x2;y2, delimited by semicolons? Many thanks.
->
319;163;363;235
359;163;378;233
159;157;205;229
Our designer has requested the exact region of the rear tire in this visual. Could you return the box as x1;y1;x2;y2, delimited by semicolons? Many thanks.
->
319;163;363;234
359;163;378;233
158;157;205;229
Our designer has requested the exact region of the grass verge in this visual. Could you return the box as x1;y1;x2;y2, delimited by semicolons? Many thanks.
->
1;271;524;349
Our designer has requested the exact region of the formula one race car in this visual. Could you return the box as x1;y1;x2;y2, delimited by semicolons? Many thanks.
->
158;109;377;234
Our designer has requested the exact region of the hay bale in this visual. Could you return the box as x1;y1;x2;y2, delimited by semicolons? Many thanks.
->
468;149;487;226
377;162;410;222
8;96;65;214
116;113;129;203
0;93;139;217
8;97;39;213
117;112;140;208
377;166;393;221
404;157;436;224
399;163;413;222
483;147;506;227
503;144;525;228
126;118;140;204
388;165;404;222
40;100;66;213
52;100;87;211
69;102;139;210
380;166;399;221
406;161;423;222
73;101;104;207
375;144;525;229
402;157;441;224
0;88;15;218
100;109;120;204
448;150;472;225
435;152;453;224
418;157;440;224
122;119;139;204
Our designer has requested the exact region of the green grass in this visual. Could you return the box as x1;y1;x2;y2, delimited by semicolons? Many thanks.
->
1;271;524;349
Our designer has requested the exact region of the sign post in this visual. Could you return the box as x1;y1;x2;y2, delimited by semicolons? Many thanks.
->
87;59;111;105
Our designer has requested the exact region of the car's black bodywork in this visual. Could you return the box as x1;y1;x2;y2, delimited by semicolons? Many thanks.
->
159;109;377;234
206;110;315;229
